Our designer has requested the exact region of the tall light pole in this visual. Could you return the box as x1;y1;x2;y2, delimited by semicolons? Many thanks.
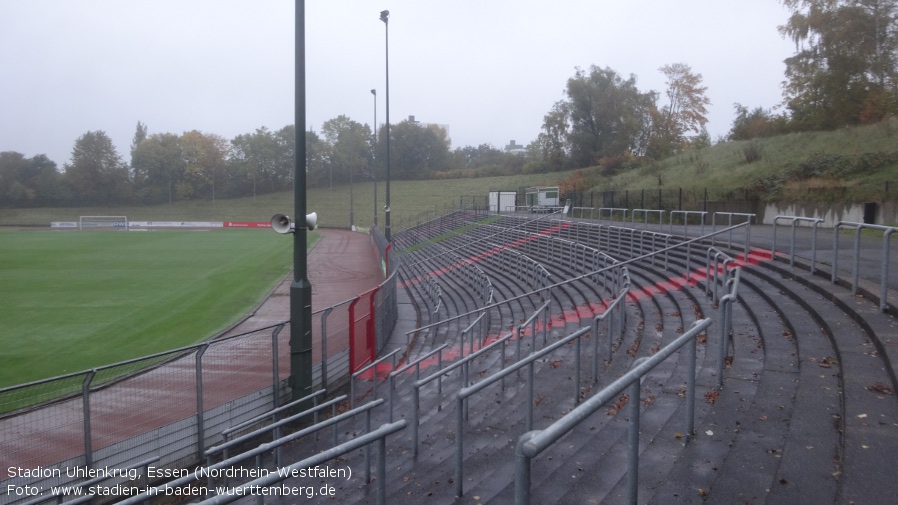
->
349;162;354;230
291;0;313;403
371;88;377;227
380;9;391;242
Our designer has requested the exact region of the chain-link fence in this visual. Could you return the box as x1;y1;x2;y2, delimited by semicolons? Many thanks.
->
0;227;397;504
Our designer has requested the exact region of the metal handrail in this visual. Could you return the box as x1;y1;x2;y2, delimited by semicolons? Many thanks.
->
121;399;386;505
205;395;348;465
400;222;750;339
400;209;563;270
411;332;515;455
772;215;823;273
195;420;407;505
350;348;400;408
453;326;591;497
19;456;161;505
705;247;737;304
592;280;631;368
668;210;707;237
597;207;629;223
711;212;755;255
832;221;898;311
222;389;326;440
514;318;713;505
460;311;486;357
631;208;665;230
717;268;742;386
572;206;596;219
516;299;552;362
388;344;448;422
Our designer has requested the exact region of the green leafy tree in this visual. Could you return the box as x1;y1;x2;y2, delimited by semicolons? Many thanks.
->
130;121;148;159
320;115;373;188
447;143;524;176
377;120;450;180
534;101;571;171
131;133;184;204
305;129;329;188
275;125;296;185
181;130;229;201
693;127;712;150
0;152;68;206
0;151;32;206
63;131;130;205
450;144;496;169
779;0;898;128
728;103;790;140
230;127;292;197
562;66;656;166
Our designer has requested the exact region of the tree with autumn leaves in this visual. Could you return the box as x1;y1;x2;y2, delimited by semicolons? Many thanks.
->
533;63;711;171
651;63;712;158
779;0;898;130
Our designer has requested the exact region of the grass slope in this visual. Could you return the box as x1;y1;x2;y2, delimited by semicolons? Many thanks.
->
0;172;572;229
0;229;310;388
604;118;898;202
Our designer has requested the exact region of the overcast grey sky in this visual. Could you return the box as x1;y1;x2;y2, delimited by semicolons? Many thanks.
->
1;0;796;168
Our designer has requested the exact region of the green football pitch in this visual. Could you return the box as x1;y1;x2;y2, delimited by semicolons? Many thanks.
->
0;229;314;389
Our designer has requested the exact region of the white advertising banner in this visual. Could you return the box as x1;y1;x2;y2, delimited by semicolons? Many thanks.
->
129;221;224;228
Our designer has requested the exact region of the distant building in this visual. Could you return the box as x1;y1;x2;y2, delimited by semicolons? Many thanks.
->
405;115;450;138
504;140;526;155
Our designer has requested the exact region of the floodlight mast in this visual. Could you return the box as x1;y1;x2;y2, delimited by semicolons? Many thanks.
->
380;9;391;242
291;0;313;404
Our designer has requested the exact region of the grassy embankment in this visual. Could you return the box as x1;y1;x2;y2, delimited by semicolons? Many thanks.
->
605;118;898;203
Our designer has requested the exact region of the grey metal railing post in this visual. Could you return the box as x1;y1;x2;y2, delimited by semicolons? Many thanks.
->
772;217;780;261
790;219;798;268
830;221;897;311
812;219;820;274
82;370;95;468
527;362;535;431
320;307;333;390
627;358;645;505
195;343;209;459
271;324;284;409
515;431;537;504
455;395;465;497
390;344;446;423
592;312;601;382
365;408;372;483
882;229;894;311
413;386;420;455
574;333;581;403
774;216;823;273
853;225;862;294
686;334;697;437
832;221;843;285
717;269;741;387
377;435;388;505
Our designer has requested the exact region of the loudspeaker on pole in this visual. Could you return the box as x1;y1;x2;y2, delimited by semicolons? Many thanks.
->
271;212;318;234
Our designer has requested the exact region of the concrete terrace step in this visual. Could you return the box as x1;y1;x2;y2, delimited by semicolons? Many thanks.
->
744;261;898;504
261;218;898;505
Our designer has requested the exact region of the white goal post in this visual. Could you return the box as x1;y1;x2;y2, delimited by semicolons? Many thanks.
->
79;216;129;231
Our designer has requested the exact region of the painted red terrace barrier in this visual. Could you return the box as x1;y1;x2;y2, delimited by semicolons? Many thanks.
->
358;247;774;381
